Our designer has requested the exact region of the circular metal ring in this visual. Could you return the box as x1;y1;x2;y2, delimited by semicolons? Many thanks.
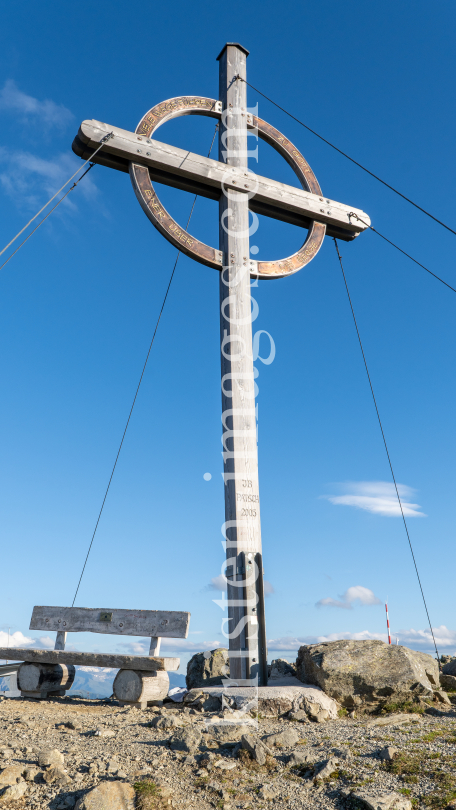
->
130;96;326;280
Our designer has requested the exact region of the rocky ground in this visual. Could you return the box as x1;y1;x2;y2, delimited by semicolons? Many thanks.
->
0;692;456;810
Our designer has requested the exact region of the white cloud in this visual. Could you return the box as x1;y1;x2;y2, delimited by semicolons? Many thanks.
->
117;638;223;655
316;585;382;610
0;630;54;657
207;575;274;597
324;481;426;517
0;79;73;129
267;625;456;655
0;148;99;214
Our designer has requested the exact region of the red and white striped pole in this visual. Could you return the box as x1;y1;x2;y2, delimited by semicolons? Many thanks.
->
385;603;392;645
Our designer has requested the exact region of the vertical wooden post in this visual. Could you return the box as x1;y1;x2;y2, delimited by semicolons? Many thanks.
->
217;42;267;686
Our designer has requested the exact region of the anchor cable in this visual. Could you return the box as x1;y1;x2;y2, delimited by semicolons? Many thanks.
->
333;238;441;666
71;123;219;606
0;163;96;274
348;213;456;295
236;76;456;239
0;132;114;266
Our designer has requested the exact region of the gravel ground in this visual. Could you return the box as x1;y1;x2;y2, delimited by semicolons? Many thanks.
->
0;694;455;809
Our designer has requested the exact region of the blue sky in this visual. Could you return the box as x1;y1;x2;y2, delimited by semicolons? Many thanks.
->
1;1;456;676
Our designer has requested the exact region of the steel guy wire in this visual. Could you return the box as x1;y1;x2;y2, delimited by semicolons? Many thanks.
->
0;163;96;273
235;76;456;239
0;132;114;262
71;123;219;606
348;212;456;294
334;237;441;666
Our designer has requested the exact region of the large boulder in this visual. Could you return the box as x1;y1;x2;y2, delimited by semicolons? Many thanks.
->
186;648;229;689
268;658;297;680
442;657;456;676
296;640;439;710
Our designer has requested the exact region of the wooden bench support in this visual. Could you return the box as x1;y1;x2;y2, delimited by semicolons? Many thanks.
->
113;669;169;709
17;662;75;700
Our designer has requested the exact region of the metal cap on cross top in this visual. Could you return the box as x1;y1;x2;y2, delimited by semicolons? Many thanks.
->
72;43;370;687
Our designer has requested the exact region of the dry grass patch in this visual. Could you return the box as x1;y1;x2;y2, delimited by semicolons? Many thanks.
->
134;780;172;809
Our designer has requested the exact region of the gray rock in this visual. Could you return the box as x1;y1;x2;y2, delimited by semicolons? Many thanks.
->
296;640;438;708
442;658;456;676
75;781;135;809
0;750;13;760
23;766;41;782
0;781;27;801
268;659;297;680
0;764;24;786
440;673;456;690
150;715;181;730
207;722;253;744
288;709;309;723
169;727;202;753
241;734;271;766
379;746;398;762
44;766;71;785
350;790;412;810
262;728;299;748
314;756;339;781
288;749;314;767
366;713;423;728
186;648;229;689
258;784;277;799
433;689;451;704
38;748;64;768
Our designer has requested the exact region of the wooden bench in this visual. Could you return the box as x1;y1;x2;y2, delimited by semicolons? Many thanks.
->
0;605;190;708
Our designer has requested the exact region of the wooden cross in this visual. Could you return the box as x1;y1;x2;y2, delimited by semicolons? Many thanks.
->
73;42;370;687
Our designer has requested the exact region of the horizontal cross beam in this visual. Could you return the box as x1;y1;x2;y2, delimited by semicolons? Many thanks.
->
0;648;180;671
73;120;370;242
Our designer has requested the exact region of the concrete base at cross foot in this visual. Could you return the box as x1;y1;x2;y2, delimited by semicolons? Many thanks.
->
201;676;339;718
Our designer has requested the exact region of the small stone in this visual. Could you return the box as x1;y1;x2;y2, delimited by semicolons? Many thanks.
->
288;749;313;767
0;765;25;786
0;750;13;760
262;728;299;748
151;715;181;730
169;727;202;753
258;784;278;800
350;790;412;810
314;756;339;782
44;766;71;785
75;781;135;809
38;748;64;768
241;734;271;766
116;770;127;778
23;766;41;782
434;689;451;705
207;722;253;744
379;746;398;762
288;709;309;723
67;721;82;730
0;781;27;801
214;759;236;771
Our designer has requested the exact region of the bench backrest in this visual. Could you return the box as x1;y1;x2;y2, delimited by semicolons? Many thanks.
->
30;606;190;657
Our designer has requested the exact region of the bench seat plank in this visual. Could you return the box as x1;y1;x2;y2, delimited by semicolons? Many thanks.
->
30;606;190;638
0;648;180;672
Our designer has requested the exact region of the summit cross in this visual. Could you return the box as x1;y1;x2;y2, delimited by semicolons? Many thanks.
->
73;42;370;686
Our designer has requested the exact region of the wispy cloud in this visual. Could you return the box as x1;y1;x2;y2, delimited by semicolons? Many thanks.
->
206;574;274;597
267;625;456;654
316;585;382;610
323;481;426;517
117;638;223;655
0;79;73;129
0;630;54;655
0;147;98;212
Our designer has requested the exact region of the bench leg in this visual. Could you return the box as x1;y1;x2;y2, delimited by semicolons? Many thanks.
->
113;669;169;707
18;663;75;699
